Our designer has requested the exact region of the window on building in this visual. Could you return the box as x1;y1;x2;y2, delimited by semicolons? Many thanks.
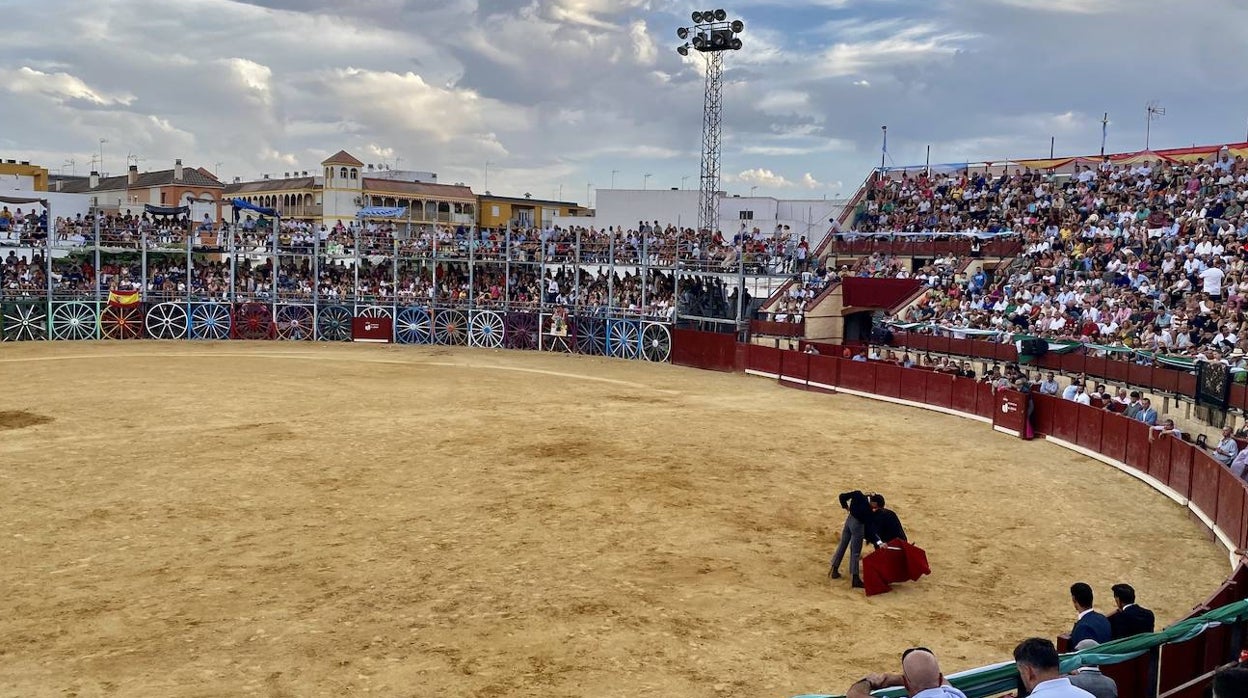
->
350;168;358;180
739;210;754;220
491;205;500;217
339;167;348;179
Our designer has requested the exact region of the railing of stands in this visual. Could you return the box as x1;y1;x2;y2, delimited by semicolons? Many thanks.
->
887;330;1214;404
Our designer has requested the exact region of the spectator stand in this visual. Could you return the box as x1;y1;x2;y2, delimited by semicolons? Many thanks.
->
1;195;51;341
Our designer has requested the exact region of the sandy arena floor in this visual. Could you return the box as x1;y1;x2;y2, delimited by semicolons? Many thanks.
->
0;342;1229;697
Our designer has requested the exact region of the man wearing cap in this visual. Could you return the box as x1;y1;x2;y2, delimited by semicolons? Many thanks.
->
846;647;967;698
1069;640;1118;698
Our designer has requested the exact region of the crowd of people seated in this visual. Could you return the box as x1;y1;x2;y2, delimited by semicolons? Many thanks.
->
8;209;821;275
864;153;1248;365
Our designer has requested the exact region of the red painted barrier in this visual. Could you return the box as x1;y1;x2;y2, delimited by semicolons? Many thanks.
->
746;344;783;378
672;329;738;372
950;376;978;415
875;362;902;398
807;355;839;390
1123;419;1152;473
750;319;805;337
1153;366;1180;394
975;382;996;421
1216;467;1244;547
1052;400;1079;442
1148;434;1173;485
898;366;927;403
1190;453;1222;522
1169;442;1194;499
779;350;810;388
1030;393;1058;436
925;371;955;409
1127;362;1152;388
1103;358;1129;384
1099;412;1129;465
1075;404;1104;453
840;359;876;393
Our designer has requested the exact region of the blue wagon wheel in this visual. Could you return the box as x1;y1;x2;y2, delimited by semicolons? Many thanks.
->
395;306;432;344
145;302;188;339
641;322;672;362
504;312;539;350
275;305;314;340
469;310;504;348
575;315;606;355
608;319;641;359
434;308;468;345
190;303;232;340
2;301;47;341
317;305;352;341
51;301;98;340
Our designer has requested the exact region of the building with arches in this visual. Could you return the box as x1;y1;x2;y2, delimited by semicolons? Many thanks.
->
222;149;477;228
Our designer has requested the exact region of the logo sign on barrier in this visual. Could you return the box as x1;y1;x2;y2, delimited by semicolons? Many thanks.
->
994;389;1027;438
352;317;393;343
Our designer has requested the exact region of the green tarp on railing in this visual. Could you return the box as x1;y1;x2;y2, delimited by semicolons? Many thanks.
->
792;597;1248;698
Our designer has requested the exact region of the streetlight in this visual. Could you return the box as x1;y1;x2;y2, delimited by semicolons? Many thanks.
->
643;173;652;190
750;185;758;197
681;175;690;189
611;169;619;189
484;160;492;193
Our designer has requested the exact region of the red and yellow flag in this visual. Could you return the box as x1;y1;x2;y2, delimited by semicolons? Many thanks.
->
107;290;140;307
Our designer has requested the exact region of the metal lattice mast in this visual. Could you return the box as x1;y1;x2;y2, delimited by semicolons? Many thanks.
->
697;51;724;238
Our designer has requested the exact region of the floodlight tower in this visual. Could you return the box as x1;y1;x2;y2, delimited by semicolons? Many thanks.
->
676;9;744;240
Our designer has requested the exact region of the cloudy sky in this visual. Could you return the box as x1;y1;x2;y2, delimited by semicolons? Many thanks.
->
2;0;1246;204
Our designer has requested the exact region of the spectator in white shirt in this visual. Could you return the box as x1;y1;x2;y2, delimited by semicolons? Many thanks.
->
1213;426;1240;467
1014;637;1095;698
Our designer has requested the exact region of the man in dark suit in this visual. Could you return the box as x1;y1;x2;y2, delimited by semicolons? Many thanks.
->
1108;583;1156;640
868;494;907;545
829;490;873;589
1070;582;1113;646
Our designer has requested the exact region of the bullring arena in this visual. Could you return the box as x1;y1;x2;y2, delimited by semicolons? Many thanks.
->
0;341;1228;697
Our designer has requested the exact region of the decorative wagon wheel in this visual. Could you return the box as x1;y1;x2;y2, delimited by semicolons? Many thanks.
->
144;302;188;340
275;305;314;340
504;312;539;350
190;303;232;340
2;302;47;341
356;305;393;319
316;305;352;342
607;319;641;359
433;308;468;345
469;310;505;348
395;306;433;344
641;322;672;362
100;304;145;340
575;315;606;356
233;302;273;340
51;301;98;340
541;313;574;353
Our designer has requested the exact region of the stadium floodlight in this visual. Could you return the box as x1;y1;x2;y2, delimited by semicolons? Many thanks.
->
673;9;746;249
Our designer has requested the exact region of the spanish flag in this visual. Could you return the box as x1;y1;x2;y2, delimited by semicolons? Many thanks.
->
107;290;141;307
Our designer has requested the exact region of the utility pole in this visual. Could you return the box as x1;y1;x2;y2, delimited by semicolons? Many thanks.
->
1099;112;1109;157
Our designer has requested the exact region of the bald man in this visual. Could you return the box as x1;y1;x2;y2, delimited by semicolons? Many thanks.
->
846;647;968;698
